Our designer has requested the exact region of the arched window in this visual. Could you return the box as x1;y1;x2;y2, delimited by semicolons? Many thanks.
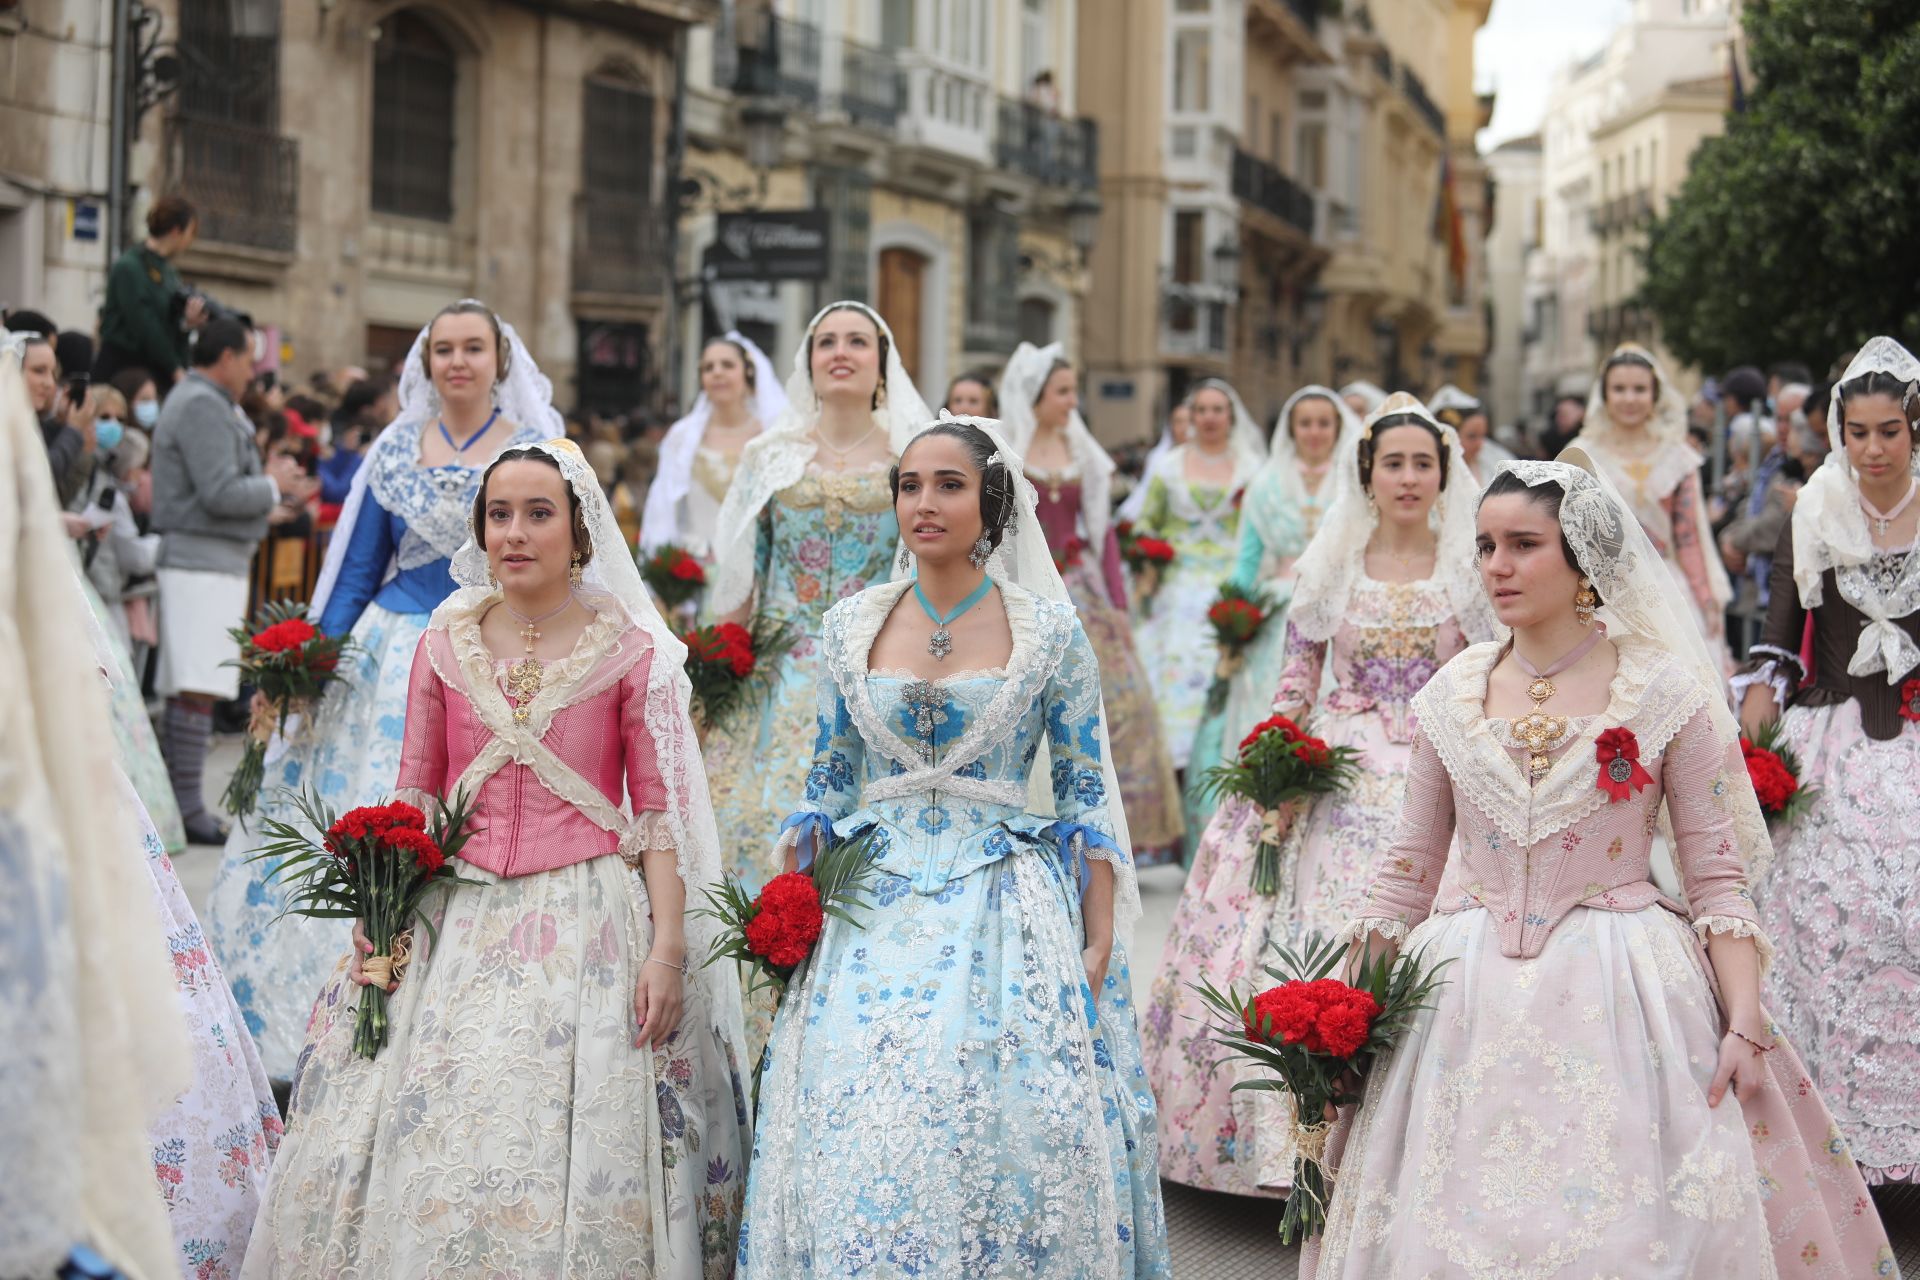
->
371;11;457;220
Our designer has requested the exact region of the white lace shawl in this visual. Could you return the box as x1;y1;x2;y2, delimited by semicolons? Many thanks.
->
0;347;190;1278
1245;385;1361;556
1790;337;1920;681
998;341;1118;557
1287;392;1495;644
311;302;566;621
640;330;788;554
817;577;1142;954
1186;377;1270;477
707;302;933;617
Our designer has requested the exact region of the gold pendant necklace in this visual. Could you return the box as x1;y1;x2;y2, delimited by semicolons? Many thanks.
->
505;657;543;724
1510;626;1604;781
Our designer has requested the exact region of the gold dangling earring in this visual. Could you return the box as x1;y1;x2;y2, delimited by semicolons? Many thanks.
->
1574;577;1598;626
569;552;584;588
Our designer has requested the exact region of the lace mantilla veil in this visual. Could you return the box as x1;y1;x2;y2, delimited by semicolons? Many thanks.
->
1184;376;1269;480
1286;392;1495;645
998;341;1119;567
1791;338;1920;681
309;303;567;622
1338;380;1388;415
707;301;934;617
1;343;191;1277
640;329;790;553
438;440;742;1010
1246;384;1362;555
1496;450;1774;879
891;412;1143;954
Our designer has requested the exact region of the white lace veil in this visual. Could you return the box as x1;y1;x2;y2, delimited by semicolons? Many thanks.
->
641;330;789;554
891;412;1142;954
1792;338;1920;602
707;301;933;617
310;302;566;622
1246;384;1362;555
1185;376;1269;476
440;440;743;1014
1339;380;1388;415
1493;451;1774;877
1287;392;1494;644
997;341;1119;559
1789;337;1920;680
0;343;191;1277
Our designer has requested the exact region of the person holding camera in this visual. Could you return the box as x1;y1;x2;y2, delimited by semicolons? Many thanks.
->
17;329;99;506
96;195;204;389
150;317;319;844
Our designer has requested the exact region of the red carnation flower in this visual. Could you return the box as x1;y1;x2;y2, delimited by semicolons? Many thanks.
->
1741;744;1798;813
1901;678;1920;724
669;556;706;583
744;872;825;969
1135;537;1177;564
252;617;318;653
1296;737;1332;768
1239;714;1305;754
1314;995;1378;1058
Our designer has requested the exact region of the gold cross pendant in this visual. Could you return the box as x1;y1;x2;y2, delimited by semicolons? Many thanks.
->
519;620;540;653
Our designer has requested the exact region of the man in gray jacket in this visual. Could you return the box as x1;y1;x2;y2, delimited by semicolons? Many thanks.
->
150;317;317;842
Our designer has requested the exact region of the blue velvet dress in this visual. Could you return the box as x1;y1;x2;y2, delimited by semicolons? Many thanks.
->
738;579;1172;1279
204;418;544;1078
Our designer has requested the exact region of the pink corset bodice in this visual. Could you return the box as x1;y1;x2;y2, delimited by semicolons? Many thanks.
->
396;612;668;879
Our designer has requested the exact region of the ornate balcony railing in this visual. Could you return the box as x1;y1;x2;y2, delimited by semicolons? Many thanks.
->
169;114;299;254
572;191;671;299
1231;148;1316;237
840;38;904;129
1400;66;1446;136
718;14;822;107
994;98;1100;189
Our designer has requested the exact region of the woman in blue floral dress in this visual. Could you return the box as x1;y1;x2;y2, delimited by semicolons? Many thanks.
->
203;300;556;1079
739;417;1170;1278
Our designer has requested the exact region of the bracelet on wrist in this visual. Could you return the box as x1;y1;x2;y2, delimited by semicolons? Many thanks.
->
645;955;686;974
1730;1027;1774;1054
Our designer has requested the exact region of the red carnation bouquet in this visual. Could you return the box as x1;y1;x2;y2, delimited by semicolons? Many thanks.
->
222;601;358;819
250;789;480;1057
681;615;800;733
693;831;879;1000
1739;719;1816;825
1203;584;1277;715
1050;535;1089;573
1196;713;1362;895
1194;931;1451;1242
1117;523;1178;609
640;543;707;611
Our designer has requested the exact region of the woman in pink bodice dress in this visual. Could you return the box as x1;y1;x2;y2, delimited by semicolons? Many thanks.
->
243;441;749;1279
1300;453;1894;1279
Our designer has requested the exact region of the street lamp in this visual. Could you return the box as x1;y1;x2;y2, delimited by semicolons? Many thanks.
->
1210;235;1243;294
1066;190;1103;266
740;96;786;176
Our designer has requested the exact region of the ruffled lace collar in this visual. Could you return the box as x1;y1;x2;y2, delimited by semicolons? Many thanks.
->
1416;633;1706;850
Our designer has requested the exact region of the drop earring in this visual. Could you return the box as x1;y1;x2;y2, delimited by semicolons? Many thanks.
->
897;545;912;573
1574;577;1598;626
968;534;993;568
569;552;584;587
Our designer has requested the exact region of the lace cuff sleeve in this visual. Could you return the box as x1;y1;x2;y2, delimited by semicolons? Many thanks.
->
393;786;437;813
618;809;677;868
1333;917;1411;948
1730;644;1802;712
1692;915;1776;976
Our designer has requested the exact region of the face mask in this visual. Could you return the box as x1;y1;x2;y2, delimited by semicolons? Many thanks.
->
94;418;124;452
133;399;159;427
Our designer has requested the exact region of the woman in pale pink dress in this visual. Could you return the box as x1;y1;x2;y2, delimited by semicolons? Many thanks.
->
1143;394;1496;1196
1303;453;1893;1278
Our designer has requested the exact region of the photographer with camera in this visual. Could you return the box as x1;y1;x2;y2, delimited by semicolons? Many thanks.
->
17;329;99;507
96;194;205;389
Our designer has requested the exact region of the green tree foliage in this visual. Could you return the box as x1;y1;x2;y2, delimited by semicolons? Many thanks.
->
1640;1;1920;374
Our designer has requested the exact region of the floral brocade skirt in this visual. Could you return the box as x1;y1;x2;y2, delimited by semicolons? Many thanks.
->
1063;561;1184;864
240;855;750;1280
739;851;1171;1279
1132;551;1234;770
1760;698;1920;1184
205;602;424;1080
1304;905;1896;1280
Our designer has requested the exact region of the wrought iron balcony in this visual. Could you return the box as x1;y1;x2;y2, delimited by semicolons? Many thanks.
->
1400;66;1446;136
840;38;904;130
169;114;299;254
1231;148;1316;238
994;98;1100;189
572;191;671;299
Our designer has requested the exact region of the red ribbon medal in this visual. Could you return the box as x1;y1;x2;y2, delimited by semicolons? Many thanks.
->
1594;727;1653;802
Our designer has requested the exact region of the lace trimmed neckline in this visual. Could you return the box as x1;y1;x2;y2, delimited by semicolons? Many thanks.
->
868;664;1010;682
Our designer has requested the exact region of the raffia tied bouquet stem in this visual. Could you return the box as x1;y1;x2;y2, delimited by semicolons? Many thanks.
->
1195;713;1362;895
221;601;358;818
250;789;481;1057
1203;583;1276;716
1193;932;1451;1243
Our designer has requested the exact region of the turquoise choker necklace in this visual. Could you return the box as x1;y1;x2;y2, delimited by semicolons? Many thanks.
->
913;576;993;661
